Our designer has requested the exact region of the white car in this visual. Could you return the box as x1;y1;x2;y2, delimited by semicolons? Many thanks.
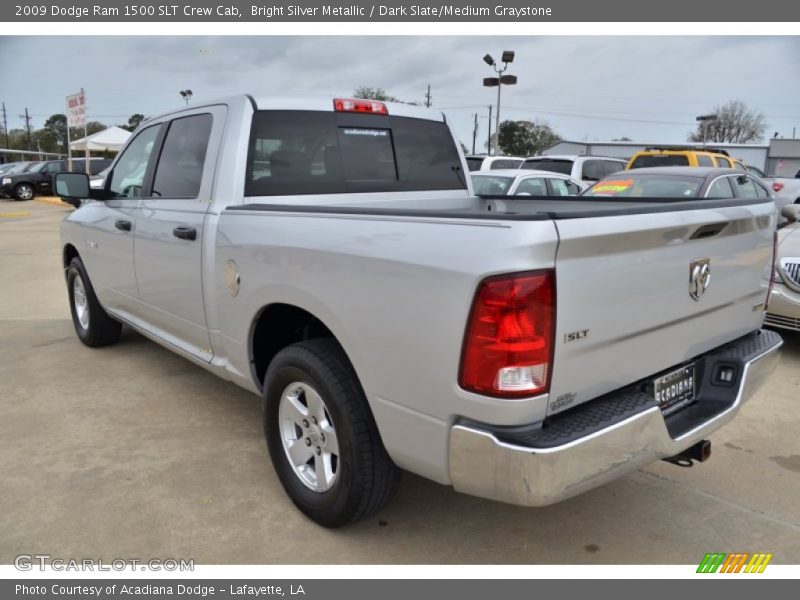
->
520;154;627;186
465;155;524;172
470;168;586;196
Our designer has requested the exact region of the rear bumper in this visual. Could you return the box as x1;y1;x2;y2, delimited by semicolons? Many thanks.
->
449;329;782;507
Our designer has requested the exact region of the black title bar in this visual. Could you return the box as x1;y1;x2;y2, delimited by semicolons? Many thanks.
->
3;0;799;22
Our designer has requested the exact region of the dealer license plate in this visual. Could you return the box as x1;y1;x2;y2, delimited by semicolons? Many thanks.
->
653;364;696;415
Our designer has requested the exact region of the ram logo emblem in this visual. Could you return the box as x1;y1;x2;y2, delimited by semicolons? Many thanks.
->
689;258;711;301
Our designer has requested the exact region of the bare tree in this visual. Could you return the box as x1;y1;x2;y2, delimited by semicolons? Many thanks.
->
688;100;766;144
353;87;400;102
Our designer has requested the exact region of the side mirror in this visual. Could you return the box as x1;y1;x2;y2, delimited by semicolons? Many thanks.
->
55;172;89;208
780;204;800;223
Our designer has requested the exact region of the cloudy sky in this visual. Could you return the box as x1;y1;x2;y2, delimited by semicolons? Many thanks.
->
1;36;799;150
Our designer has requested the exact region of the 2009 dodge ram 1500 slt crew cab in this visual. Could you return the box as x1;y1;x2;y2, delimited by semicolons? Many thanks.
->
55;95;783;527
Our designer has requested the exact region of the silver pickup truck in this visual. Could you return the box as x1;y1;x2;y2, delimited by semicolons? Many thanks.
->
55;95;783;527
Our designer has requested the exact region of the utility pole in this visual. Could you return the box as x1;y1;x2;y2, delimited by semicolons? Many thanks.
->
19;108;32;151
487;105;492;155
471;113;478;155
424;84;432;108
1;102;9;149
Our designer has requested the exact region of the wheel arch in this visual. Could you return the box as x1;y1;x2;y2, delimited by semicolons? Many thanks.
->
63;243;80;272
249;302;351;394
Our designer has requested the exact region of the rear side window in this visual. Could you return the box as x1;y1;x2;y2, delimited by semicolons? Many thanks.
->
490;159;522;170
716;157;732;168
245;111;465;196
629;154;690;168
731;175;759;198
697;155;714;167
471;175;513;195
549;178;580;196
602;160;625;176
581;160;604;181
514;177;548;196
706;177;734;198
466;157;483;171
152;114;213;198
520;158;573;175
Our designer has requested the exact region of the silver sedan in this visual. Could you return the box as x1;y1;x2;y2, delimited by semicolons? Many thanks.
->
470;168;586;197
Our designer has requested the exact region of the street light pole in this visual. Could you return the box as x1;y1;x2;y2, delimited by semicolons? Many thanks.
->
483;51;516;156
696;114;718;146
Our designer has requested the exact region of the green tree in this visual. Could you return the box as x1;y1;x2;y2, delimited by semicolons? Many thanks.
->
497;120;561;156
85;121;106;136
353;87;400;102
121;113;145;132
36;114;68;154
688;100;766;144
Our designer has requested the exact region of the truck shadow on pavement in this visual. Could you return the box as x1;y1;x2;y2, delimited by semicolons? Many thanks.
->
3;321;798;565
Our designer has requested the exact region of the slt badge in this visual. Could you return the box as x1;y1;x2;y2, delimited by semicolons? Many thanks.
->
689;257;711;301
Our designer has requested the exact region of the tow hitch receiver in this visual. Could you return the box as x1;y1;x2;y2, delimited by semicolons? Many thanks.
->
663;439;711;467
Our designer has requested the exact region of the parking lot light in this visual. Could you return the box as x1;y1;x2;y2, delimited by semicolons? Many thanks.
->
482;50;517;156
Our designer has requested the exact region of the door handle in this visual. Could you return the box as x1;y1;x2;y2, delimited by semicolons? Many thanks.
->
172;226;197;241
114;220;132;232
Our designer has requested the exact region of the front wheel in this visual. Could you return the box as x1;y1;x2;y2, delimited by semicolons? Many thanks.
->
66;257;122;347
13;183;34;201
263;338;400;527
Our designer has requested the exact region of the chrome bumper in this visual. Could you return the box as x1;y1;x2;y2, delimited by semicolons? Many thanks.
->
765;284;800;332
449;330;783;507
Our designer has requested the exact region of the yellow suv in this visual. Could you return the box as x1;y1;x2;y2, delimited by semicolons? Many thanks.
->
627;146;747;171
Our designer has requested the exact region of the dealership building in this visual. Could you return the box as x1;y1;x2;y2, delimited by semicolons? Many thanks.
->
543;139;800;176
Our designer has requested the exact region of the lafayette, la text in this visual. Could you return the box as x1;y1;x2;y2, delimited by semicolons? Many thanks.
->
17;584;305;597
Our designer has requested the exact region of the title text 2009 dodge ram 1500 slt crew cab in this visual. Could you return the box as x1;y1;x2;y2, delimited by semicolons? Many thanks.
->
55;95;783;527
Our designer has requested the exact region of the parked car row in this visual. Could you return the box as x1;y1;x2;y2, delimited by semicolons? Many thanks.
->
0;158;112;201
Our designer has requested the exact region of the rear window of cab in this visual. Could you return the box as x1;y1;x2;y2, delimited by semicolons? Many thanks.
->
245;110;465;196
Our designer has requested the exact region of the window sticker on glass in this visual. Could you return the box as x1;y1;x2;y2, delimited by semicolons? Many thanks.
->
591;178;634;195
342;128;389;137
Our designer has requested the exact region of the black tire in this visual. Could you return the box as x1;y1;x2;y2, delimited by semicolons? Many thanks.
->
66;256;122;347
263;338;400;527
13;183;35;201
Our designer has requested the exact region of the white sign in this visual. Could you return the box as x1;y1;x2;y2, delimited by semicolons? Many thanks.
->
66;90;86;128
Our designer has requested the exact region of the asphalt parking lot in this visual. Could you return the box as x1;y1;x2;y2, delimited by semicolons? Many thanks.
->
1;199;799;565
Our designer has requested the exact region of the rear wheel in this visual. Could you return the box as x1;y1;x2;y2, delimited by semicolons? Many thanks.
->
13;183;34;201
263;338;400;527
66;257;122;347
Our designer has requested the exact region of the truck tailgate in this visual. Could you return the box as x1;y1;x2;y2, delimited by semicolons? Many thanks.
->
547;201;776;415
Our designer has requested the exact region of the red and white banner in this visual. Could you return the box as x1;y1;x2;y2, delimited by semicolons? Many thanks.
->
66;90;86;128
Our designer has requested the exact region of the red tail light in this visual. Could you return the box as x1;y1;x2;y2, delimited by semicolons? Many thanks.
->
459;270;555;398
333;98;388;115
772;182;784;192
